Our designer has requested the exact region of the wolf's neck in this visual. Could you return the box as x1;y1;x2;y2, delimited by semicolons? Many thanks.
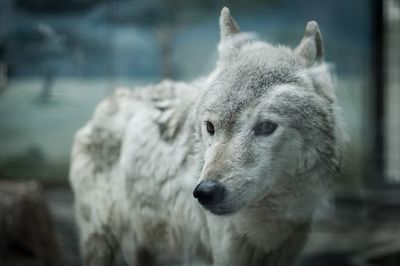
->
227;220;310;266
229;174;319;254
256;222;310;266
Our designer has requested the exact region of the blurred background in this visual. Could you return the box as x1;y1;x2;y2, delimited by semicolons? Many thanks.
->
0;0;399;265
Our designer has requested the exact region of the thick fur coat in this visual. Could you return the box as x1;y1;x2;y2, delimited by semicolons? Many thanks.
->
70;7;346;266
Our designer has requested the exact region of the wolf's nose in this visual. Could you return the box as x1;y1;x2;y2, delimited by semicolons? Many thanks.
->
193;181;226;206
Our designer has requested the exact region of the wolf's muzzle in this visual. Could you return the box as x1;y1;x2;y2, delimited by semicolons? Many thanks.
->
193;181;226;207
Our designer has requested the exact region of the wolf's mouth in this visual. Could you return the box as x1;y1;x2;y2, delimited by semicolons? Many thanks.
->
200;203;238;216
207;207;236;216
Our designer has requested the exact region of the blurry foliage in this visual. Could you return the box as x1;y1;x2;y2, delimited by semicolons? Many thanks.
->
0;0;372;186
77;0;278;27
2;0;370;77
15;0;278;23
16;0;107;13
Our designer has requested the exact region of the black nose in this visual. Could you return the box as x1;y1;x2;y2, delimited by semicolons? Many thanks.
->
193;181;226;206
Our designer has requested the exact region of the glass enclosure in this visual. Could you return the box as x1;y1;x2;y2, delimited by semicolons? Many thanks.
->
0;0;399;266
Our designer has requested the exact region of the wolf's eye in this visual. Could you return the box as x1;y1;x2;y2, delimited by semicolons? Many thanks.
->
253;121;277;136
206;121;215;135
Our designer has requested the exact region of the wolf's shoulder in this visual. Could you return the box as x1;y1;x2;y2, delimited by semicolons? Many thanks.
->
70;79;201;186
128;79;202;140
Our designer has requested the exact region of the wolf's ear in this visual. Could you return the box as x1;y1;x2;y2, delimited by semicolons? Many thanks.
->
295;21;324;67
220;7;240;41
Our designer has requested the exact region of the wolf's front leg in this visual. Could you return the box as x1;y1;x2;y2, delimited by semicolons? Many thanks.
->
83;227;128;266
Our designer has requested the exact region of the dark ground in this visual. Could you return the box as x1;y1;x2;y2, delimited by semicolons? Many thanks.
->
44;186;400;266
45;187;81;266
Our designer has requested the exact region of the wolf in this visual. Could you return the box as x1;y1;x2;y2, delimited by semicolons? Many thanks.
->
70;7;346;266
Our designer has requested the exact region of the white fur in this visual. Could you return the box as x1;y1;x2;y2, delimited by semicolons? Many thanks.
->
70;8;346;266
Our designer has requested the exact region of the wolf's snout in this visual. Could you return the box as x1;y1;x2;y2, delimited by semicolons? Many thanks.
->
193;181;226;207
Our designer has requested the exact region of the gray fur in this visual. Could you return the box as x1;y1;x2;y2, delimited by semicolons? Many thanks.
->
70;7;346;266
220;7;240;39
295;21;324;66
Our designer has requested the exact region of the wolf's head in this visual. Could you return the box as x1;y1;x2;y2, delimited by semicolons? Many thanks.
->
193;7;345;217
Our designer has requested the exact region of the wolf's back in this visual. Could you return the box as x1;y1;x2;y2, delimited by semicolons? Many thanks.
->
69;80;202;248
